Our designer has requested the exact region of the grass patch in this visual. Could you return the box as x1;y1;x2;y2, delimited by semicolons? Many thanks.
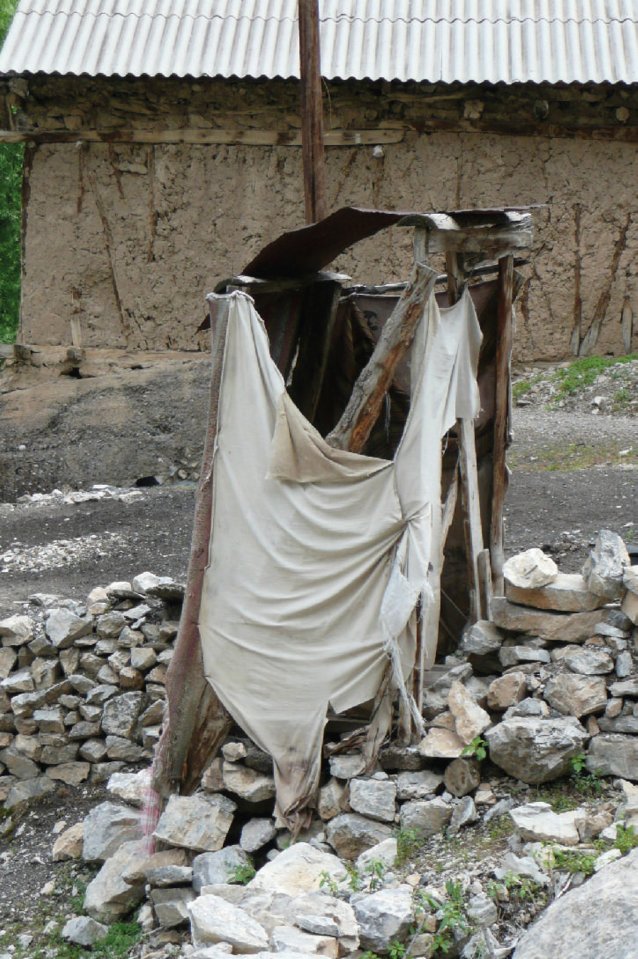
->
509;441;638;472
550;353;637;401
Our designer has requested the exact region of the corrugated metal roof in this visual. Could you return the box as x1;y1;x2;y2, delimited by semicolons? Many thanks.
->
2;1;638;84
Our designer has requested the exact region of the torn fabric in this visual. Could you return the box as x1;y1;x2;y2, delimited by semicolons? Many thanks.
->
199;282;482;826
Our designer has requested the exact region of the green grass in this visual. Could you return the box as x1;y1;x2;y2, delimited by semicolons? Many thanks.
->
550;353;637;401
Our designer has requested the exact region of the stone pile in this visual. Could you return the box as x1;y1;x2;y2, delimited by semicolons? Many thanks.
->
0;572;183;810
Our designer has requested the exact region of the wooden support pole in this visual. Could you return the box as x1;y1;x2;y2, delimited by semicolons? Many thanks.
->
326;263;436;453
298;0;327;223
490;254;514;596
458;418;485;621
153;296;232;796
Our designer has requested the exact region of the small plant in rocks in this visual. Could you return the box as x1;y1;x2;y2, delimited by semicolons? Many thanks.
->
550;847;597;877
461;736;488;762
395;826;422;866
229;862;256;885
569;753;603;797
615;824;638;855
418;880;470;955
319;869;340;895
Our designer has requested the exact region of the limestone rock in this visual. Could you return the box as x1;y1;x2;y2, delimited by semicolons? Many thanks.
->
292;891;359;951
621;589;638;626
0;647;17;679
349;778;396;823
193;846;254;892
506;573;603;612
582;529;630;601
325;814;393;861
106;769;151;807
0;744;39;779
563;648;615;675
587;734;638;780
512;848;638;959
449;796;478;834
84;840;147;921
395;769;444;801
0;615;33;646
271;925;338;957
444;758;481;797
318;778;349;821
122;847;189;885
356;838;398;873
240;818;277;853
490;599;604;643
101;692;144;738
82;802;143;862
61;916;109;947
418;727;465;759
485;716;588;784
155;793;236;852
151;887;196;927
499;644;551;668
5;775;56;810
399;797;452;839
460;621;502;656
509;802;583;845
52;821;84;861
250;843;346;895
379;744;424;771
328;753;366;780
45;609;92;648
503;549;558;589
222;761;275;803
353;886;414;952
543;675;608;718
448;681;491;744
46;762;91;786
487;672;527;711
188;894;269;952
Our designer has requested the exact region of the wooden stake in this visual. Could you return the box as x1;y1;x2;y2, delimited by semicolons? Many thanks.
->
326;263;436;453
458;417;485;621
298;0;327;223
490;255;514;594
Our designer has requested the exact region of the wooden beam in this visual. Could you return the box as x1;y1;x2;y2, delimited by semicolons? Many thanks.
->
458;418;485;621
298;0;327;222
490;254;514;594
326;262;437;453
0;127;405;146
152;296;232;797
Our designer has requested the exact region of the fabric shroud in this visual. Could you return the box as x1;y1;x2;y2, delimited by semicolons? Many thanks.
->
199;280;482;826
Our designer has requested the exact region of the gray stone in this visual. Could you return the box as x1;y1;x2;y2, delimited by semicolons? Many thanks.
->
0;615;33;646
0;743;39;779
86;683;119;705
487;672;527;711
460;621;503;656
504;548;558;589
353;886;414;952
349;778;396;823
5;775;56;810
249;842;346;896
444;758;481;797
154;793;237;852
490;598;604;643
68;720;101;739
512;848;638;959
101;691;144;738
448;680;491;744
395;769;444;801
147;864;193;886
82;801;143;862
46;762;90;785
45;609;92;648
106;769;151;807
399;797;452;839
40;742;79;764
587;734;638;780
317;777;349;820
79;738;108;762
465;895;498;927
328;753;367;779
582;529;630;601
543;674;608;717
2;668;34;694
188;895;269;952
61;916;109;947
563;648;615;675
0;648;17;680
379;744;424;771
610;679;638;697
506;573;603;612
271;926;338;956
96;611;127;638
448;796;478;834
495;852;549;886
504;697;549;719
615;650;634;678
34;707;65;733
222;761;275;802
499;645;551;668
105;736;145;761
193;846;254;892
84;839;147;921
240;818;277;853
485;716;588;784
509;802;583;845
599;715;638;734
418;727;465;759
151;887;196;927
325;813;393;861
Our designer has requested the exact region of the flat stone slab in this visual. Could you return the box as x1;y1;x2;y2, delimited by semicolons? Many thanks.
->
587;734;638;781
154;794;237;852
490;598;604;643
505;573;604;612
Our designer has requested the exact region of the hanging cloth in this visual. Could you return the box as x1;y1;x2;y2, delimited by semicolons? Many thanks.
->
199;280;482;827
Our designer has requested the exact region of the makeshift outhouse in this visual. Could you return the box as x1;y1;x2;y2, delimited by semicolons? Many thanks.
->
151;206;533;831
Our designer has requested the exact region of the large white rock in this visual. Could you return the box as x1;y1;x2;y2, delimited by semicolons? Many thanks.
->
489;599;604;643
106;768;151;807
353;886;414;952
0;615;33;646
154;793;237;852
192;846;254;892
82;802;142;862
513;848;638;959
222;762;276;803
587;734;638;781
543;675;608;718
188;895;269;952
582;530;630;601
509;802;584;845
45;609;92;648
349;778;396;823
84;840;147;921
418;727;465;759
61;916;109;946
240;818;277;853
325;814;394;860
249;843;346;896
485;716;588;784
399;797;452;838
503;549;558;589
505;573;603;612
447;681;491;744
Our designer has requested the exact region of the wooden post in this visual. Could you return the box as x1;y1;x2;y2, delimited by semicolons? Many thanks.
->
152;296;232;797
490;254;514;595
298;0;327;223
326;263;437;453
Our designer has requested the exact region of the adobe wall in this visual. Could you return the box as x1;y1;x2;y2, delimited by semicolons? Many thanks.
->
8;77;638;361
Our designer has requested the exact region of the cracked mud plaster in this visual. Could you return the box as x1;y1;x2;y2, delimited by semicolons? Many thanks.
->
21;132;638;361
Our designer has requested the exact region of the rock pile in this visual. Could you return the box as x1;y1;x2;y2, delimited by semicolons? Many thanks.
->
0;572;183;812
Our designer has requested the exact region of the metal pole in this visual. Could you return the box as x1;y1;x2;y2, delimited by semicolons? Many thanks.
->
298;0;327;223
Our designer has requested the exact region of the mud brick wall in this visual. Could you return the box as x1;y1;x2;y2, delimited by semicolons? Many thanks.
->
5;76;638;362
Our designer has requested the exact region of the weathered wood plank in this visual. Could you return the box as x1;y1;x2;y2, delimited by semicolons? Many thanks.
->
326;262;437;452
490;255;514;592
298;0;327;222
458;416;485;621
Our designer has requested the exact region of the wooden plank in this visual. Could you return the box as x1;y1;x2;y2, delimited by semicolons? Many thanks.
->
490;254;514;593
152;295;232;797
477;548;493;619
0;127;405;146
288;279;343;422
298;0;327;222
458;417;485;621
326;262;436;453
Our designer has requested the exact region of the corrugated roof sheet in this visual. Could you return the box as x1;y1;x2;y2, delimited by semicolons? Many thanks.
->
2;0;638;84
